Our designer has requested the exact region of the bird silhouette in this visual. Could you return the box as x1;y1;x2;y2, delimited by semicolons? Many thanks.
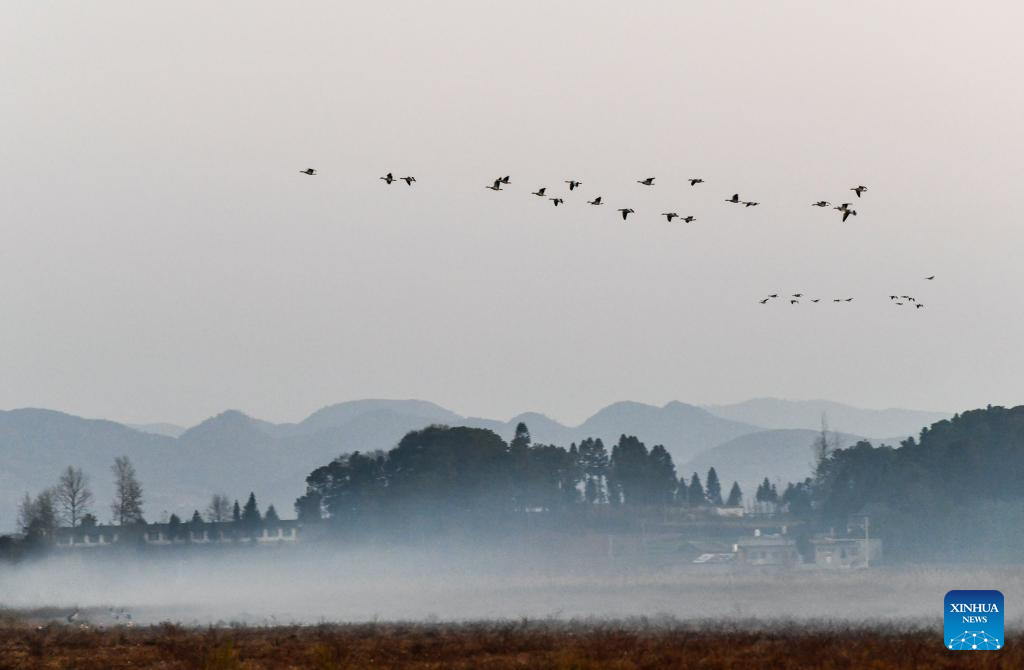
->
662;212;680;222
834;206;857;222
400;176;416;185
760;298;769;304
851;185;868;198
896;302;904;306
549;198;564;206
500;176;511;185
833;299;842;302
532;187;547;197
844;298;853;302
299;168;317;176
637;177;656;186
811;299;821;303
681;215;696;223
790;299;799;304
836;202;853;211
925;275;935;280
742;201;759;207
792;293;803;297
725;193;740;203
588;196;603;205
689;178;704;186
890;295;898;300
565;180;582;191
916;304;924;308
486;179;503;191
380;172;395;184
812;201;830;207
617;208;635;220
768;294;778;298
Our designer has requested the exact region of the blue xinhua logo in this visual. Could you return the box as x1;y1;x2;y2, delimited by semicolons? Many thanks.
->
944;590;1003;651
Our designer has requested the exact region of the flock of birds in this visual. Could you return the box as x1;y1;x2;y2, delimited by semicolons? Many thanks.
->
298;169;932;307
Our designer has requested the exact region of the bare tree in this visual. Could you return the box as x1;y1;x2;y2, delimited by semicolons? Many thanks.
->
206;493;231;523
110;456;145;525
55;466;94;527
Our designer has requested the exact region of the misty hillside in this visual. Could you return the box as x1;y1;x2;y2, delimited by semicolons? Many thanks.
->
680;429;868;497
703;398;948;439
0;397;943;532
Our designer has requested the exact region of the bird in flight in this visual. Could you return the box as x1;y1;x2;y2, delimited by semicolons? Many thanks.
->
760;298;770;304
742;201;759;207
833;299;843;302
588;196;603;205
725;194;740;203
662;212;680;222
565;180;582;191
811;201;830;207
549;198;564;207
401;176;416;185
792;293;803;298
500;176;511;185
681;216;696;223
811;299;821;303
925;275;935;280
790;299;799;304
299;168;317;176
916;304;924;309
486;179;503;191
768;294;778;298
834;203;856;221
637;177;656;186
851;185;868;198
532;187;547;197
890;295;899;300
844;298;853;302
617;208;635;220
689;178;704;186
380;172;395;184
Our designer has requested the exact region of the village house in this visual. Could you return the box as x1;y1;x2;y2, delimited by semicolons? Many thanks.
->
811;536;883;568
733;529;801;567
52;520;299;549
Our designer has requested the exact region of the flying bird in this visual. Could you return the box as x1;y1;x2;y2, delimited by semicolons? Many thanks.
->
532;187;547;197
617;208;635;220
681;216;696;223
689;178;704;186
834;205;857;222
637;177;656;186
768;294;778;298
486;179;503;191
725;194;740;203
812;201;830;207
400;176;416;185
925;275;935;280
662;212;680;222
565;180;582;191
588;196;603;205
790;299;799;304
549;198;564;206
811;299;821;303
299;168;317;176
851;185;868;198
836;202;853;211
500;176;511;185
792;293;803;298
844;298;853;302
742;201;759;207
380;172;395;184
916;304;924;309
760;298;769;304
833;299;842;302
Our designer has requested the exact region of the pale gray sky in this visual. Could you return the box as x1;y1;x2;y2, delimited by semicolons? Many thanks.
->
2;1;1022;427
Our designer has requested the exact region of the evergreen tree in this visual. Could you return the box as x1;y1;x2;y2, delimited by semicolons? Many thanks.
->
264;504;280;524
241;492;261;527
687;472;705;507
755;477;772;503
232;500;241;523
578;438;609;504
726;481;743;507
705;467;723;506
190;510;203;525
648;445;678;506
608;435;651;505
510;422;531;454
168;513;182;540
675;477;689;506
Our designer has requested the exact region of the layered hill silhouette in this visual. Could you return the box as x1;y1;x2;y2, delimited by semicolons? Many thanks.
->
0;398;947;532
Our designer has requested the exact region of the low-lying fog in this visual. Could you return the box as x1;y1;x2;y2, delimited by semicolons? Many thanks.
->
3;544;1020;628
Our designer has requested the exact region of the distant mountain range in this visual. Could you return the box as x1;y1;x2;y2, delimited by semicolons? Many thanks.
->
0;398;950;532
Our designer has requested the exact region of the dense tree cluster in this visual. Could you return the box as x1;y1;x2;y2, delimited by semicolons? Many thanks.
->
295;424;745;530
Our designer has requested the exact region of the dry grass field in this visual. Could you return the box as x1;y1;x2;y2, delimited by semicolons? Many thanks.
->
0;619;1019;670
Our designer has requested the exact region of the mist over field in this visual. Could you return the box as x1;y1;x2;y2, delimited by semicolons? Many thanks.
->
4;544;1022;628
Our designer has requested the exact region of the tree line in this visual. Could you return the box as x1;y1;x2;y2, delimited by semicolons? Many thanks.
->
295;423;748;528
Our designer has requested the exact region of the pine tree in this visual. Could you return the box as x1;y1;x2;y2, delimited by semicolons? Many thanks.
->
648;445;678;506
232;500;241;522
726;481;743;507
241;492;261;529
687;472;705;507
705;467;723;506
675;477;688;506
264;504;280;524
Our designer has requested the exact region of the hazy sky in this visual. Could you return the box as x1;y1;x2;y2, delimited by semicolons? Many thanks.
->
2;1;1023;427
